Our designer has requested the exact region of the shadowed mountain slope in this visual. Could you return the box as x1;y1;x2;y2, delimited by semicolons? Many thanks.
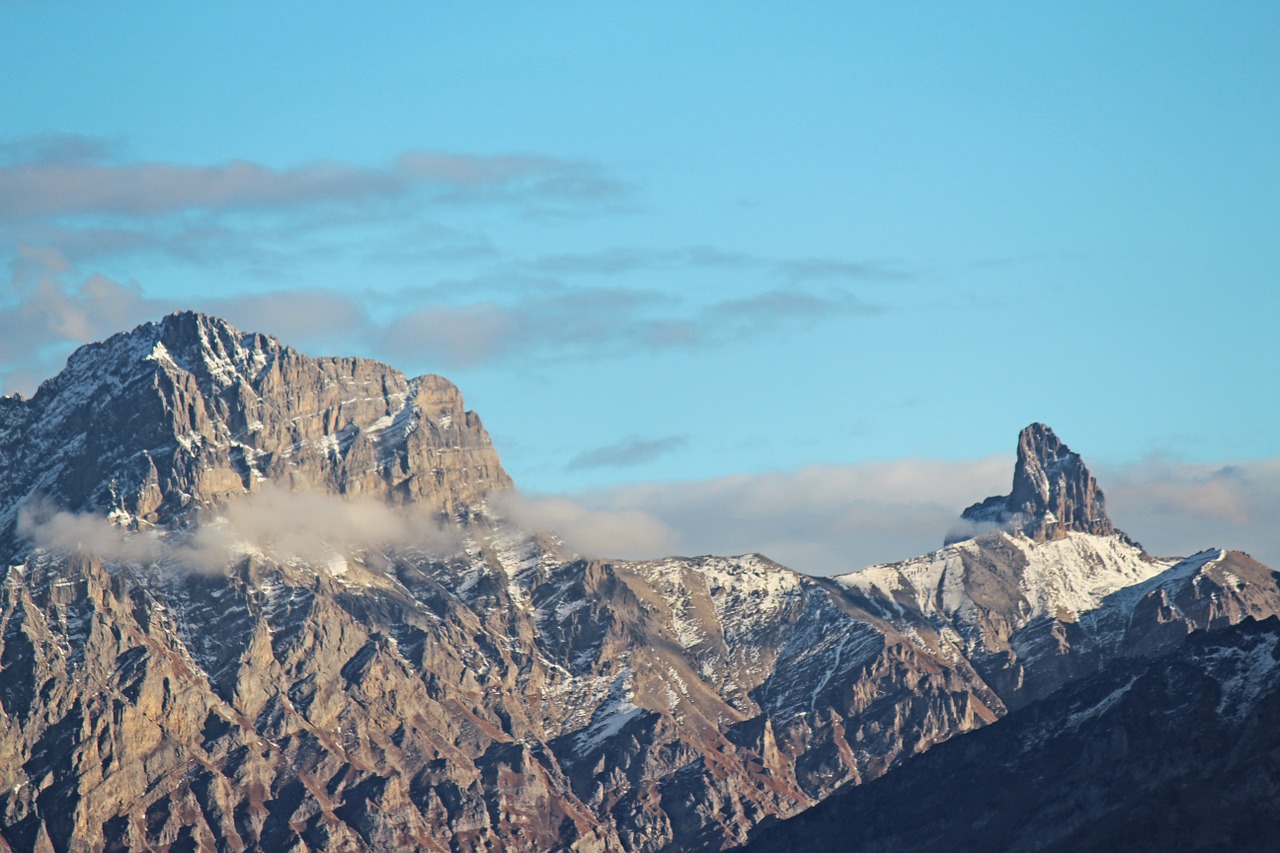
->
739;616;1280;853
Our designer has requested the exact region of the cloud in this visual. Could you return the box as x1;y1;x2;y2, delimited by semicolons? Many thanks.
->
490;491;679;559
0;249;373;396
189;483;459;568
363;223;499;266
0;137;631;279
376;283;880;369
559;457;1013;574
543;456;1280;577
0;258;880;394
377;285;675;368
17;499;165;565
1099;458;1280;565
567;436;687;470
524;245;910;283
529;246;756;275
0;136;898;390
706;288;885;327
17;484;458;572
0;145;624;221
198;289;372;357
0;132;121;166
0;248;164;393
381;301;525;368
777;257;913;283
18;452;1279;583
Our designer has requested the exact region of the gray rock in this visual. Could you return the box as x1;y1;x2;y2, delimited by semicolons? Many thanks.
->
947;422;1118;545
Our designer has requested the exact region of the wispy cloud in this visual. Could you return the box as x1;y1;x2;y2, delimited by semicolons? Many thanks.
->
705;288;884;327
567;435;687;470
0;142;625;220
0;135;901;391
778;257;913;282
0;247;391;395
0;135;632;277
17;483;459;572
20;451;1278;578
373;283;879;368
0;248;164;392
523;245;911;283
0;261;883;394
201;289;372;356
529;246;755;275
569;457;1013;574
490;490;679;559
1100;458;1280;564
0;132;122;167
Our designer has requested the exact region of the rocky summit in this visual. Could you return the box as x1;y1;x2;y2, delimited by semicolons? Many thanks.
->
946;422;1117;545
0;310;510;552
0;313;1275;852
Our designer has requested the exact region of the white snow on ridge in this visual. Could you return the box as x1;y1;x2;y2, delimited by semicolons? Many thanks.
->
1212;633;1280;721
633;554;806;649
1011;534;1172;618
836;542;974;619
572;690;643;753
838;532;1174;624
1062;676;1138;730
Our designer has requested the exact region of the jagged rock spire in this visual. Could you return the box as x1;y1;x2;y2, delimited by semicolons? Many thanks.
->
946;423;1119;545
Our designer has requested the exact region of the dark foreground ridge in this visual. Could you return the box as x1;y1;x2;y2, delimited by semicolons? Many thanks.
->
739;616;1280;853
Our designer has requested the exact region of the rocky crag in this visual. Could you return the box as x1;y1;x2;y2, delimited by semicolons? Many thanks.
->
0;313;1275;852
946;422;1117;544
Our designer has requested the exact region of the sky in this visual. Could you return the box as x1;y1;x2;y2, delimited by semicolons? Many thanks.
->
2;2;1278;573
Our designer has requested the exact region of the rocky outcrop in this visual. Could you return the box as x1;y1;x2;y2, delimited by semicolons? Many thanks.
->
947;423;1117;544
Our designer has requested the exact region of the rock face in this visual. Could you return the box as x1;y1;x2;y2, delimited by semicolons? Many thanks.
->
0;311;510;547
947;423;1116;544
0;314;1275;852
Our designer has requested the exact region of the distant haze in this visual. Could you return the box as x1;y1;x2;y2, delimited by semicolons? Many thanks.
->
523;456;1280;575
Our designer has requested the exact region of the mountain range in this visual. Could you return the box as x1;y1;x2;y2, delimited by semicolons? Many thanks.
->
0;312;1273;852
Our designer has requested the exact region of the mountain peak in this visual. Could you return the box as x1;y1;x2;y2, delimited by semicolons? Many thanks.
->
0;312;511;547
946;423;1120;545
154;309;252;354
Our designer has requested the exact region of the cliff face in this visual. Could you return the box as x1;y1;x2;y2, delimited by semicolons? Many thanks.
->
0;311;510;547
0;315;1275;852
948;423;1116;545
0;530;1002;851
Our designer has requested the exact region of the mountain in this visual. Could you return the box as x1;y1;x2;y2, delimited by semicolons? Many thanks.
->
0;310;509;550
738;615;1280;852
0;313;1274;852
843;422;1280;708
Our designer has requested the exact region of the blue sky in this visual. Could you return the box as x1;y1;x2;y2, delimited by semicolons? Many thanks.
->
2;2;1277;571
